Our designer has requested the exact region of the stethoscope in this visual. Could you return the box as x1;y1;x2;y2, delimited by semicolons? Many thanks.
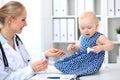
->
0;35;23;71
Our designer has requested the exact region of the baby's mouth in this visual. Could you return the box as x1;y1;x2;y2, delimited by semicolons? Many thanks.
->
85;33;90;36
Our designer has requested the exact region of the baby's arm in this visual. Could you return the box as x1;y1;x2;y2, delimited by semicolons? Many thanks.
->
92;35;114;53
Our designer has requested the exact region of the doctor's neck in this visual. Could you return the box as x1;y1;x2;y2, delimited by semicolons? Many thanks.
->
1;28;15;48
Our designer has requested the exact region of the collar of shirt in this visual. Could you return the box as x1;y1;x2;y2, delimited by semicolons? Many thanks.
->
0;34;8;44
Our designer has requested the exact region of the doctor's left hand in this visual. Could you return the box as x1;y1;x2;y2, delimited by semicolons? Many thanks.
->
32;59;48;72
45;48;65;57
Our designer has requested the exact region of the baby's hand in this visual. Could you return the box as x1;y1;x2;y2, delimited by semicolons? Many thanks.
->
91;45;103;53
67;44;75;51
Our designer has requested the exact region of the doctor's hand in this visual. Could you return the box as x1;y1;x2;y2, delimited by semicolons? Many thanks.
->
32;59;48;72
45;48;65;57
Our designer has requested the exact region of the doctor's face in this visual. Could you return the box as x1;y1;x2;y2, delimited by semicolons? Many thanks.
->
10;9;27;34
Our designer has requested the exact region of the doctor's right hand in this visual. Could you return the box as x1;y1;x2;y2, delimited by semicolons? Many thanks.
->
32;59;48;72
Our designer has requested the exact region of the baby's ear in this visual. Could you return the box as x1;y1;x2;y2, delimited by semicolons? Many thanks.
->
96;22;99;28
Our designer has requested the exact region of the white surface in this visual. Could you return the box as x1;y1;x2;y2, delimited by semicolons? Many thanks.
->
80;64;120;80
30;64;74;80
30;74;74;80
30;64;120;80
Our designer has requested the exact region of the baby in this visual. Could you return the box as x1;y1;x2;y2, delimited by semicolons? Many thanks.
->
54;11;114;76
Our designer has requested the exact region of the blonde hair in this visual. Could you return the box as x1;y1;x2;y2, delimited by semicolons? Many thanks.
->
0;1;25;25
79;11;98;24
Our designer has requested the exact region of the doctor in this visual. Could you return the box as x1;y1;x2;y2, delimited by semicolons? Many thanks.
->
0;1;64;80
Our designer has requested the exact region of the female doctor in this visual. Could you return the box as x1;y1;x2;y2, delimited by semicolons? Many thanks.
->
0;1;64;80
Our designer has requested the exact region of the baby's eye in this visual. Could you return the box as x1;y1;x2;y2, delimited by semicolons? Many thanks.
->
81;27;85;30
87;26;92;29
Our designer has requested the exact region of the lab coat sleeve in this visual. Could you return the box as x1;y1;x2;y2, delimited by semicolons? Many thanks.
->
30;52;46;63
0;60;35;80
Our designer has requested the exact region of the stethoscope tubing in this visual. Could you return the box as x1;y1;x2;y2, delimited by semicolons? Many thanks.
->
0;35;23;68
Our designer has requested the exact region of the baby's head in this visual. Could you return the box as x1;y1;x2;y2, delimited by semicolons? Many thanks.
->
79;11;99;38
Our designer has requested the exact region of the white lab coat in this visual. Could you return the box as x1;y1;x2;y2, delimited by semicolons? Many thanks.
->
0;34;35;80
